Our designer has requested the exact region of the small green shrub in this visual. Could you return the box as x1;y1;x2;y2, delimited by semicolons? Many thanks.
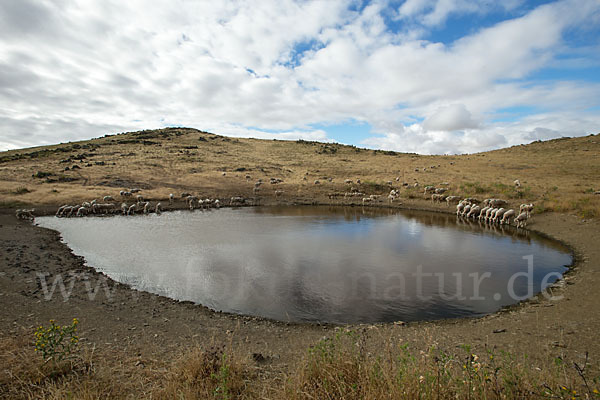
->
34;318;79;363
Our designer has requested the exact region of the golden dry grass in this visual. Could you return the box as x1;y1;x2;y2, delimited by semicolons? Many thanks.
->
3;328;599;399
0;127;599;217
2;128;600;399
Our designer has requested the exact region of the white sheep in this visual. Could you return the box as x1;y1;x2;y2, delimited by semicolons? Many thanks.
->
515;212;529;228
445;196;461;206
67;205;79;217
59;205;73;217
467;205;481;219
493;208;507;224
514;179;521;187
489;199;508;208
431;193;446;203
464;198;480;204
314;180;320;185
127;204;137;215
121;191;132;197
485;207;497;222
136;194;144;203
456;201;466;216
143;202;150;214
478;206;490;221
461;204;472;217
520;203;534;218
130;188;141;193
121;203;128;215
155;202;162;215
501;209;515;225
214;199;220;208
230;196;244;205
56;205;68;216
186;195;198;209
15;209;35;220
275;190;284;198
103;195;115;202
169;193;174;204
76;206;89;217
93;203;115;214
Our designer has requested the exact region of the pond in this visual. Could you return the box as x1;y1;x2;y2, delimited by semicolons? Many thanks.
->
36;206;572;324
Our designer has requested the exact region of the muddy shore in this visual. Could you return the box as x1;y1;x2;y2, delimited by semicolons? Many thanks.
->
1;200;599;375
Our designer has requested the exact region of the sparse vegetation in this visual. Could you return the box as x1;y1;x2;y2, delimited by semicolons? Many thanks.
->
2;330;599;399
34;319;79;363
0;127;598;217
12;187;30;195
1;128;600;398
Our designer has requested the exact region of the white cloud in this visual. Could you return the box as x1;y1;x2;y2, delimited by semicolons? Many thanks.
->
0;0;598;154
423;104;479;131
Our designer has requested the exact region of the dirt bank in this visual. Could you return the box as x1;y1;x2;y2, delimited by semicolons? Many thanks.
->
1;199;599;382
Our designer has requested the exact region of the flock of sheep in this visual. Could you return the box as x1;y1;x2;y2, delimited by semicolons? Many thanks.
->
455;198;534;228
420;182;534;227
17;176;536;230
55;193;161;218
52;188;243;219
53;188;224;218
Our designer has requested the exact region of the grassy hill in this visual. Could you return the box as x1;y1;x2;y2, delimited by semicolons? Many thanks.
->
1;127;598;217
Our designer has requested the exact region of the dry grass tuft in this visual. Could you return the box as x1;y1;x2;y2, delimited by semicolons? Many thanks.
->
2;329;599;399
156;345;252;399
284;329;600;400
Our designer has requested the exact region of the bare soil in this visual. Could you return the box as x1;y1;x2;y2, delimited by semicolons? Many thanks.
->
1;199;599;378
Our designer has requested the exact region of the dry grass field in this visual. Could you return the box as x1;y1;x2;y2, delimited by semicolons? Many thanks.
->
1;127;600;399
1;127;599;217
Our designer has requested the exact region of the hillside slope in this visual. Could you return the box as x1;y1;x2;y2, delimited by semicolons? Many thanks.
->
1;127;599;217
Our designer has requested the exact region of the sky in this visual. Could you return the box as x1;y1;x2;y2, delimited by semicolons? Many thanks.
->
1;0;599;154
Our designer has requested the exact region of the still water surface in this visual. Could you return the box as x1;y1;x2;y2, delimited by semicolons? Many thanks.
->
36;206;572;323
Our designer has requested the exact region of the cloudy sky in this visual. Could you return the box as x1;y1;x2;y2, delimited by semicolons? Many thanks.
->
1;0;599;154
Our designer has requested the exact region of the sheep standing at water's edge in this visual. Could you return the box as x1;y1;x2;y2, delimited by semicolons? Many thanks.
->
15;209;35;221
501;209;515;225
520;203;534;218
515;212;529;228
127;204;137;215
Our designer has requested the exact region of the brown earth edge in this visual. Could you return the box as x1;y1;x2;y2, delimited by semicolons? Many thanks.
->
1;198;599;379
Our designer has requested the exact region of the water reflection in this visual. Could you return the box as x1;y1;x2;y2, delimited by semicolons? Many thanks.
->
36;206;571;323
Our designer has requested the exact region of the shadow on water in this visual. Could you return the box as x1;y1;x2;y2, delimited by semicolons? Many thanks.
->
36;206;572;324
